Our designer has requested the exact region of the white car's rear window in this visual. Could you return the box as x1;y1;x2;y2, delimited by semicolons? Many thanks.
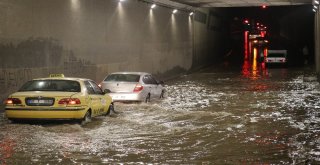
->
267;53;286;58
104;74;140;82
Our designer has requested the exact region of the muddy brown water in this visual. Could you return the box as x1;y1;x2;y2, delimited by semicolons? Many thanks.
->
0;63;319;164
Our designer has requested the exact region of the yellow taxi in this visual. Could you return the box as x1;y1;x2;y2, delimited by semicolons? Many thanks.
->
5;74;114;124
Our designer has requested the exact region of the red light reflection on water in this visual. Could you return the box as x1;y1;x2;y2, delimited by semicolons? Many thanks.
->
244;31;249;60
241;48;272;91
242;48;263;80
0;137;15;165
264;48;268;57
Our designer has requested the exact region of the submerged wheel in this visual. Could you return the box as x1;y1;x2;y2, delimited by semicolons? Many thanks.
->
81;110;91;125
145;94;151;103
7;119;16;124
105;103;114;116
160;90;165;98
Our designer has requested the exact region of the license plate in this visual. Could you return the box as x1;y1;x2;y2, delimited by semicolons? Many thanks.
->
28;99;53;104
113;96;125;99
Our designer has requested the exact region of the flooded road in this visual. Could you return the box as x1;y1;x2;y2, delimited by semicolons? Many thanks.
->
0;62;319;164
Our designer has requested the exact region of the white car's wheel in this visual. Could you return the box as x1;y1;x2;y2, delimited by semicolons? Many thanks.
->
145;94;151;103
160;90;165;98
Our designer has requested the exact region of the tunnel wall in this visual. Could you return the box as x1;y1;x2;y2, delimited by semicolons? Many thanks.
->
192;8;228;70
277;6;315;66
316;9;320;74
0;0;226;103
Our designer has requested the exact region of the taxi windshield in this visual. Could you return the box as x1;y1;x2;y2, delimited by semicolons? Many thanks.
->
19;80;81;92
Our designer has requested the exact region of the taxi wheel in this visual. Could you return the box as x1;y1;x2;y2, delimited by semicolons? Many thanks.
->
7;119;16;124
81;111;91;125
105;103;114;116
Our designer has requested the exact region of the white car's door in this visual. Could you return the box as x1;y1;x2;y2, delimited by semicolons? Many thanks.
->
149;75;163;98
142;75;162;99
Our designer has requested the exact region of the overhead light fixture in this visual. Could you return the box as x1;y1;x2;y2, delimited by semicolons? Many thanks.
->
119;0;125;2
151;4;156;9
189;12;194;16
313;0;319;12
173;9;178;14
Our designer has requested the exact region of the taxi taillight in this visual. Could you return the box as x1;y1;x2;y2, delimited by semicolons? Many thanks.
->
133;84;144;92
6;98;22;105
58;98;81;105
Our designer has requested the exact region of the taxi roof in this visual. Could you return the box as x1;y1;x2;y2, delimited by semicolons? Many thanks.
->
32;74;92;82
34;77;90;81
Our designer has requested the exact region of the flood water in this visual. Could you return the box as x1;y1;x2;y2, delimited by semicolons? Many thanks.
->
0;62;319;164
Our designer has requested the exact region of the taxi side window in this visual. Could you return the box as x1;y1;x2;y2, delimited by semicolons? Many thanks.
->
84;81;95;94
89;81;104;95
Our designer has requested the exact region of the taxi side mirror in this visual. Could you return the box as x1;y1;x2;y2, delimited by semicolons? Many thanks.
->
104;89;111;94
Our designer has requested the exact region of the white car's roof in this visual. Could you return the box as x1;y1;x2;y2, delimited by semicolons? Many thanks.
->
109;72;150;75
268;50;287;53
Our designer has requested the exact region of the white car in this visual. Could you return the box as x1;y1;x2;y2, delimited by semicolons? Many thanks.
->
265;50;287;66
99;72;165;102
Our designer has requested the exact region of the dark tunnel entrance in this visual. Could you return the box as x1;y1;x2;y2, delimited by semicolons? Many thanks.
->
223;5;315;67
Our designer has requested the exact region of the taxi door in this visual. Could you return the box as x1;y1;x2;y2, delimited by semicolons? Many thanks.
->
84;81;104;117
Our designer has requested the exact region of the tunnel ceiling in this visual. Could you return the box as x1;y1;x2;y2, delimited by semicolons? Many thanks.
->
166;0;312;7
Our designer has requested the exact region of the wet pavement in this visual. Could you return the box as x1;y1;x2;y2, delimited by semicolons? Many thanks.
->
0;61;319;164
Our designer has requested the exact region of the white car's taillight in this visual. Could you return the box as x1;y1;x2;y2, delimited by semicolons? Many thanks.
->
133;84;144;92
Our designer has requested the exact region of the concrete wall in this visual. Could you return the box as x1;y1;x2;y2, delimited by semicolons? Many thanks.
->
316;9;320;74
278;6;314;66
192;8;228;70
0;0;226;103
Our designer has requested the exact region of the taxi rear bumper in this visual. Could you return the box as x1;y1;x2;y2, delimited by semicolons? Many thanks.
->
5;107;87;120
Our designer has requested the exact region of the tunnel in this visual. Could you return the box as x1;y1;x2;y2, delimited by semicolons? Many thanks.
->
0;0;318;104
1;0;320;164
